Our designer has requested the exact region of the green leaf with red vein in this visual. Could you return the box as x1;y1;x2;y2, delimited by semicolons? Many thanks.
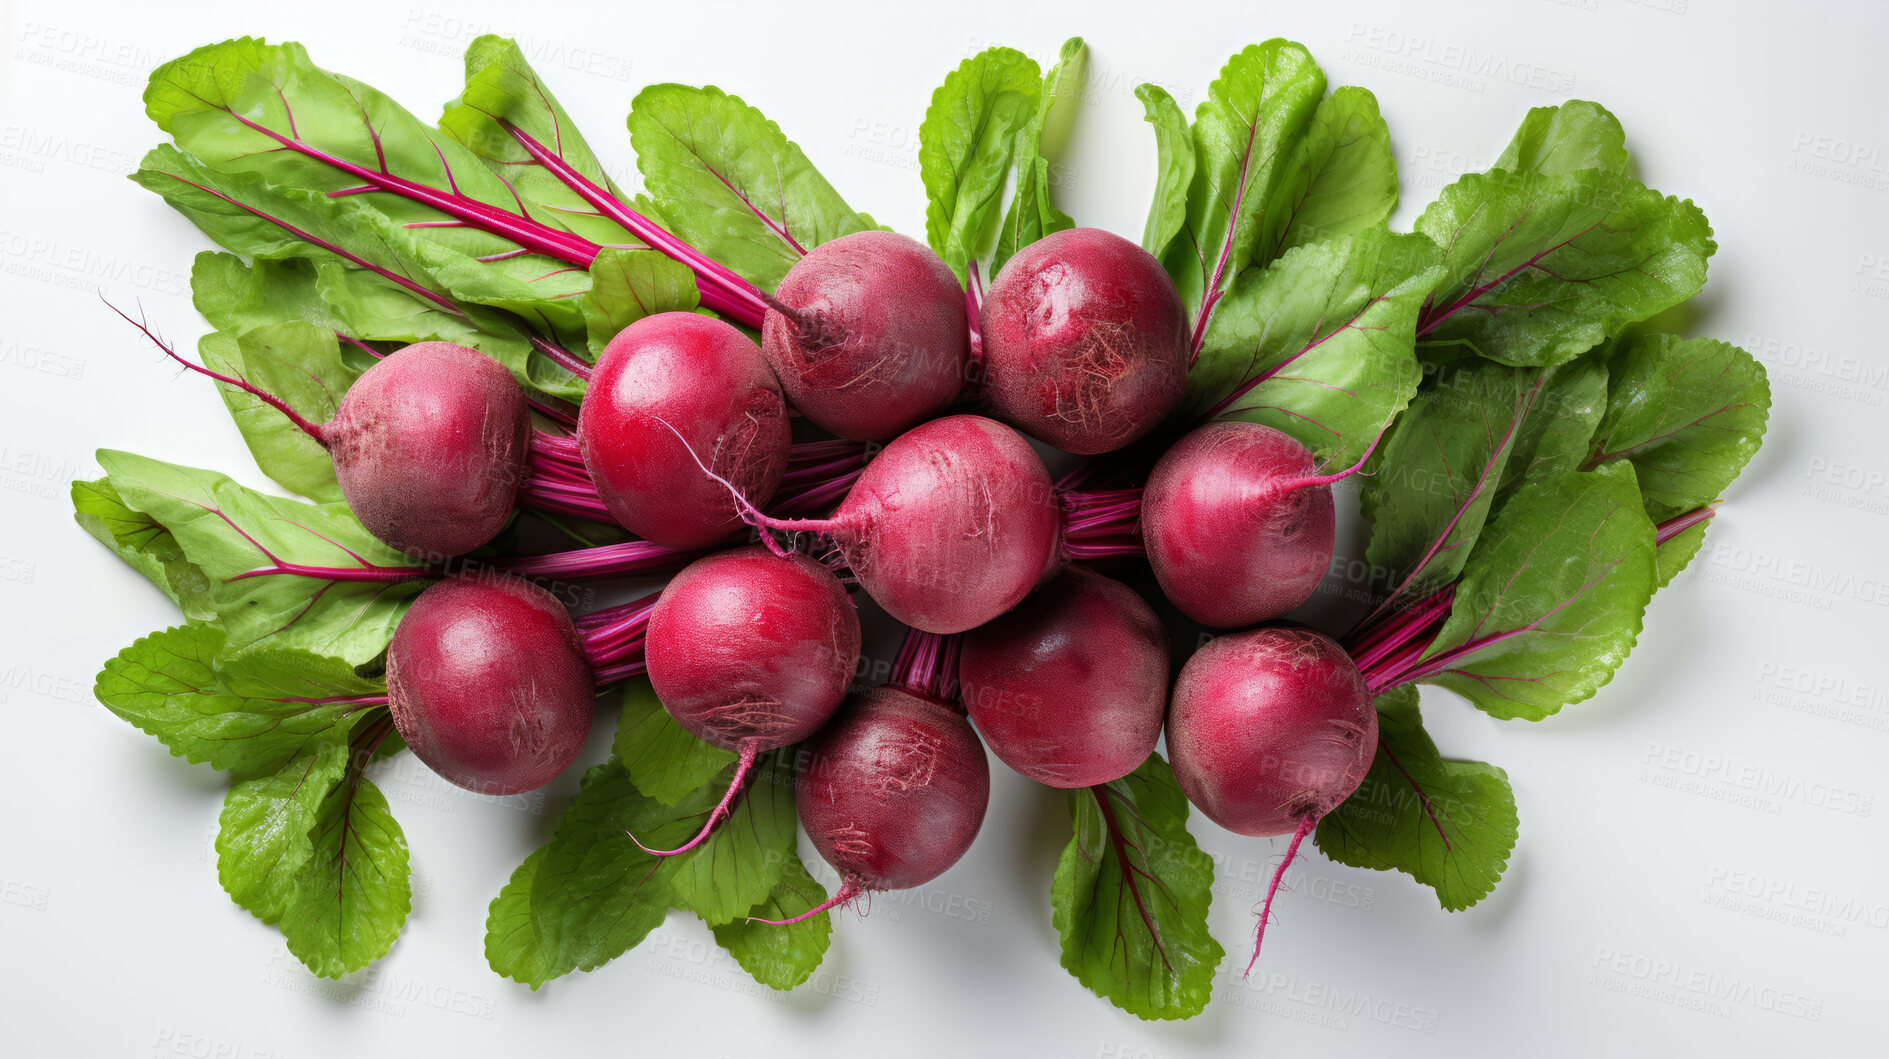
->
92;449;423;666
134;144;590;399
278;728;410;977
1158;40;1326;338
94;623;385;774
1184;226;1442;467
217;712;411;978
72;477;213;619
1414;168;1714;367
629;83;879;293
1051;753;1224;1021
1359;359;1535;617
1411;462;1659;720
144;38;606;292
188;251;553;401
1259;85;1398;260
578;249;701;352
199;324;356;503
1587;334;1771;520
439;35;642;249
1315;686;1519;910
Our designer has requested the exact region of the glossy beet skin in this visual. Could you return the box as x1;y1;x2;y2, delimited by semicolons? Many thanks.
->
1166;626;1376;837
579;313;791;549
762;231;970;442
385;575;596;796
802;415;1060;634
646;547;861;751
978;227;1190;455
958;567;1168;788
1142;422;1336;628
798;687;991;893
326;341;528;558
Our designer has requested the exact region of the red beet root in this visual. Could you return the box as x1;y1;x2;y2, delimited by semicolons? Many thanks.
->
762;231;970;442
385;574;595;796
760;686;990;924
1142;421;1337;628
579;312;791;549
958;567;1168;788
642;547;862;855
979;227;1190;455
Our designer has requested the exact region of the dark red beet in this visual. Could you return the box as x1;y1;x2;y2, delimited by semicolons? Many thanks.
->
762;231;970;442
761;687;990;923
958;567;1168;788
642;547;862;855
748;415;1062;634
579;312;791;549
1166;625;1378;975
326;341;528;558
108;308;529;560
1167;626;1375;837
385;574;595;796
978;227;1190;454
1142;421;1337;628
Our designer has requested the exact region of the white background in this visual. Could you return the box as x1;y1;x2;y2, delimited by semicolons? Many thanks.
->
4;0;1886;1055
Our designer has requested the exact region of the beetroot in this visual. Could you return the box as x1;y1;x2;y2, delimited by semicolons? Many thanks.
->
1142;421;1337;628
115;302;529;559
761;231;970;441
579;312;791;549
978;227;1190;454
745;415;1061;634
958;567;1167;788
642;547;862;854
757;686;990;923
385;574;595;796
326;342;530;558
1166;625;1377;972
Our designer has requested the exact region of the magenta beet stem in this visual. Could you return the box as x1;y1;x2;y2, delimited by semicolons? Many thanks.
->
890;627;962;705
502;123;770;329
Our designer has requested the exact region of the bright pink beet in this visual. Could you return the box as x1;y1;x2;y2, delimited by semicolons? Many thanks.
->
978;227;1190;454
760;686;990;924
958;567;1168;788
1166;625;1377;973
385;574;595;796
745;415;1061;634
762;231;970;442
642;547;862;855
579;312;791;549
1142;421;1337;628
